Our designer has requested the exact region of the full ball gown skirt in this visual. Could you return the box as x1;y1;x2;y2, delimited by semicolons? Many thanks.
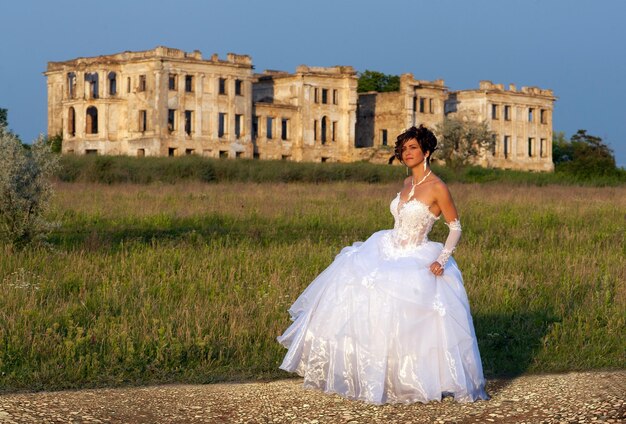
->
276;193;489;404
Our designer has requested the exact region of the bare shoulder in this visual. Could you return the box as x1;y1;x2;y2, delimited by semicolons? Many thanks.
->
429;174;452;199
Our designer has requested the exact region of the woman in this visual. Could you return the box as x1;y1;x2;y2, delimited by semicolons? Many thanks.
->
277;125;489;404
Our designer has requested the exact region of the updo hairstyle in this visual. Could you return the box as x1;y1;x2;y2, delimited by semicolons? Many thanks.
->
393;125;438;165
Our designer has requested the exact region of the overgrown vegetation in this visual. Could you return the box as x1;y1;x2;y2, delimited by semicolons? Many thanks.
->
0;125;58;247
54;154;626;186
436;115;496;170
553;130;620;177
357;70;400;93
0;182;623;391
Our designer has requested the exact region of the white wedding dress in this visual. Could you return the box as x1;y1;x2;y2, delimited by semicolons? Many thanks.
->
277;191;489;404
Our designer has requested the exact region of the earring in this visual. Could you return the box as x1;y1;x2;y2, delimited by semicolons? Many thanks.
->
423;156;428;172
406;166;409;176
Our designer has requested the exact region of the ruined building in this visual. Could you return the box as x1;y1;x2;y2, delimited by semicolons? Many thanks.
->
253;66;357;162
445;81;556;172
45;47;254;157
45;46;556;171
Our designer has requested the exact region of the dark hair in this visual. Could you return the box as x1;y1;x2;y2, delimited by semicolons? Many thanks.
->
393;125;438;164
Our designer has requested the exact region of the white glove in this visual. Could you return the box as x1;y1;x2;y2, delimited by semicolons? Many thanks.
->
436;219;462;267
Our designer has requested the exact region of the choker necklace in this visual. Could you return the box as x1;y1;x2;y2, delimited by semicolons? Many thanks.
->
408;170;431;199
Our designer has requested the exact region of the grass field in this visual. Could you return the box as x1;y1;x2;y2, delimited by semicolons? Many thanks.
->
1;181;624;392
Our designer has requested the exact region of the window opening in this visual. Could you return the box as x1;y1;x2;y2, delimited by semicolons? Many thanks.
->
169;74;177;90
185;110;193;135
281;118;289;141
108;72;117;96
266;117;274;139
85;73;99;99
68;107;75;137
235;114;242;138
139;110;147;132
67;72;76;98
252;115;258;138
218;113;226;137
86;106;98;134
235;79;242;96
504;135;510;159
321;116;327;144
219;78;227;95
185;75;193;92
138;75;146;92
168;109;176;133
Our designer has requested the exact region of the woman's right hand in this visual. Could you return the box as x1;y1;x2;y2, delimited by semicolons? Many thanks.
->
429;261;444;276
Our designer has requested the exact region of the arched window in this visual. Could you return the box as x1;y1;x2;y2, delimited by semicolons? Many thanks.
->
86;106;98;134
108;72;117;96
68;107;75;137
321;116;328;144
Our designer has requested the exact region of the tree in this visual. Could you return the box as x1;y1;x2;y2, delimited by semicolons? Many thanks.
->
0;125;59;247
357;70;400;93
552;131;572;164
553;129;618;176
0;108;7;128
0;107;22;144
435;115;495;170
46;133;63;154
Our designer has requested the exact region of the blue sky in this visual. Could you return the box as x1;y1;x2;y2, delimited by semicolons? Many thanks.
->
1;0;625;166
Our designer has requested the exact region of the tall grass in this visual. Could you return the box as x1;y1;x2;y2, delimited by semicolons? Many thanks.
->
0;182;624;392
56;155;626;186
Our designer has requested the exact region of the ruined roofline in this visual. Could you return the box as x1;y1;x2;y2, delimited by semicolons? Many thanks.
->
400;73;448;90
255;65;357;81
451;80;556;100
46;46;253;73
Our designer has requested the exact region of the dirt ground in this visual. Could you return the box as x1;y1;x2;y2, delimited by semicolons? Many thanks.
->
0;371;624;423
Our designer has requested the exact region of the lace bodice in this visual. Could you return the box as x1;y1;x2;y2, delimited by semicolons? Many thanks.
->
381;192;440;258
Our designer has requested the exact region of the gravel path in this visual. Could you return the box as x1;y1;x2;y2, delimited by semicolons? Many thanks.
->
0;371;624;423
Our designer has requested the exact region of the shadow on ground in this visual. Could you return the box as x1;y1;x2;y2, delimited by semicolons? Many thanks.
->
474;310;559;396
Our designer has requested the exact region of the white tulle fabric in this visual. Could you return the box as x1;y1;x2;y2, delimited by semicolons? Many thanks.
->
277;192;489;404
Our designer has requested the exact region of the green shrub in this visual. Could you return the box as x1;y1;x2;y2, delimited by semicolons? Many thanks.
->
0;127;58;246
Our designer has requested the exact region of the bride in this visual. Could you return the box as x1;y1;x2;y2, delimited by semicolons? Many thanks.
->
276;125;489;404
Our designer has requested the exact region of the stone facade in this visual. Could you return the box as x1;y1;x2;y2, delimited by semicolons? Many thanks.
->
252;66;358;162
45;47;254;158
45;47;556;171
445;81;556;171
